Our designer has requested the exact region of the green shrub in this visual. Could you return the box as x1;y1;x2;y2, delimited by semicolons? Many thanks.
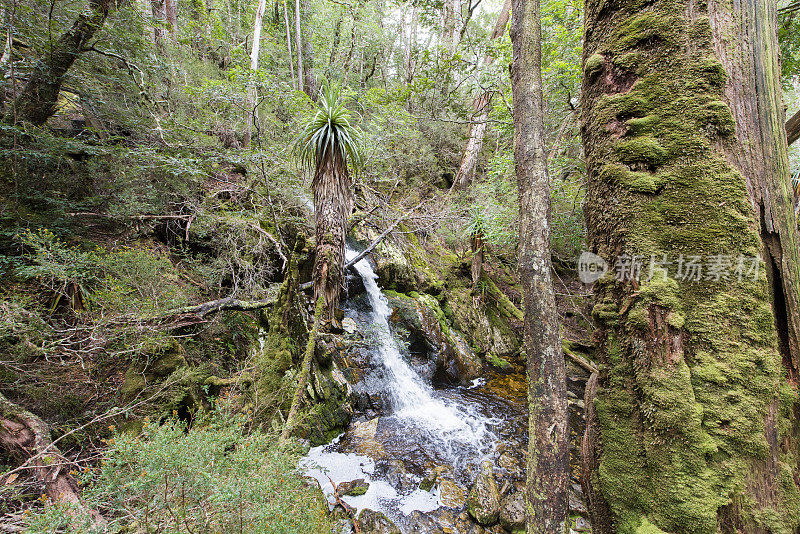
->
72;411;331;534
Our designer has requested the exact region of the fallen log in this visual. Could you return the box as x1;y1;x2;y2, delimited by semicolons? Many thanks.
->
0;393;106;531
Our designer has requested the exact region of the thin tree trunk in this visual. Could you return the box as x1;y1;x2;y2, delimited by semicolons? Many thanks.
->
299;0;316;98
509;0;568;530
243;0;266;147
6;0;110;125
327;13;342;79
294;0;304;95
450;0;511;191
282;0;297;90
580;0;800;530
165;0;177;35
0;26;11;72
151;0;167;50
442;0;456;55
405;4;417;86
787;107;800;146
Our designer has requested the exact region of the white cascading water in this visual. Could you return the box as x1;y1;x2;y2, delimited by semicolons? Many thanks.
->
301;198;501;522
345;248;491;456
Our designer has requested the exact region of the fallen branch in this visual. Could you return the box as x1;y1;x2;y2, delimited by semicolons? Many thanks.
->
0;393;106;531
170;294;279;316
562;344;598;374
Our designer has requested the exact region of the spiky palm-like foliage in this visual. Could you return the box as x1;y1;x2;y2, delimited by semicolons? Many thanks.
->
295;84;362;324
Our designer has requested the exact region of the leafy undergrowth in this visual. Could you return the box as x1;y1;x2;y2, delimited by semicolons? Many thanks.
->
25;410;332;534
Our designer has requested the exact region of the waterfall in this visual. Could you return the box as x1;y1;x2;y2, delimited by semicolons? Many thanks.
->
346;248;491;457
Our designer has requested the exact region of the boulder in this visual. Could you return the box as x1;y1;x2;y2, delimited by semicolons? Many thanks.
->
499;491;526;531
357;509;401;534
466;460;501;526
438;477;467;508
338;478;370;497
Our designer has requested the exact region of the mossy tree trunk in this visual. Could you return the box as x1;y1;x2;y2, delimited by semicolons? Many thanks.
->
580;0;800;531
6;0;110;125
509;0;569;530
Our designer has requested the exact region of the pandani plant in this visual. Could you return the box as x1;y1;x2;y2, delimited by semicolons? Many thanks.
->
294;82;363;325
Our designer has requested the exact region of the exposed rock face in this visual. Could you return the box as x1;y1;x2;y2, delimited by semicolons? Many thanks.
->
383;290;482;384
499;491;526;531
357;509;401;534
465;460;501;526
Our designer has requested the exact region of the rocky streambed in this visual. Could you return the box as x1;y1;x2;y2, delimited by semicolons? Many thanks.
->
299;250;592;534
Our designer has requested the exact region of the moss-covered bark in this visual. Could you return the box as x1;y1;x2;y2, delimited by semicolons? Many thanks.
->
580;0;800;532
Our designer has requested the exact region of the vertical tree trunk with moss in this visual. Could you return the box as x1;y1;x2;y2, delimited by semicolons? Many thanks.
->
151;0;167;51
580;0;800;531
6;0;110;125
510;0;569;530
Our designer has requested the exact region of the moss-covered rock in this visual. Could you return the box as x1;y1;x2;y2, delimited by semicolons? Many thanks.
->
465;460;500;526
357;509;401;534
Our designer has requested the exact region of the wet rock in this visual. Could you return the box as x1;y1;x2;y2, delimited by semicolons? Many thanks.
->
342;317;358;334
384;459;418;493
338;478;370;497
333;518;354;534
499;491;526;531
453;511;488;533
496;451;522;474
406;511;446;533
438;477;468;508
350;417;384;458
466;460;501;526
357;509;401;534
414;294;482;384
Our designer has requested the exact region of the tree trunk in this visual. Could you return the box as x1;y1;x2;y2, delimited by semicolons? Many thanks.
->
404;4;418;88
282;0;297;90
6;0;110;125
787;107;800;147
294;0;304;95
580;0;800;531
243;0;266;147
299;0;316;98
509;0;569;530
450;0;511;191
0;393;106;531
312;149;352;324
165;0;178;35
151;0;167;50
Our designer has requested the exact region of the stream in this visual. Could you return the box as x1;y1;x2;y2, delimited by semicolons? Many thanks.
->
299;248;530;532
